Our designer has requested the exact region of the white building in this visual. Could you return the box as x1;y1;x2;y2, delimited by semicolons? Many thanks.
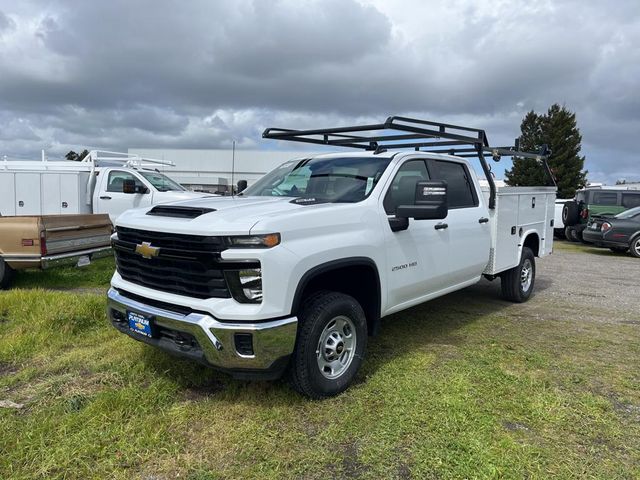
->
128;148;316;193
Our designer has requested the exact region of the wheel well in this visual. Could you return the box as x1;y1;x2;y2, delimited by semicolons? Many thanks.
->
292;260;381;336
523;233;540;256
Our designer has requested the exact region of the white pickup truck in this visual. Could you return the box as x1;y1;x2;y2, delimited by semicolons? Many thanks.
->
107;117;556;398
0;150;210;223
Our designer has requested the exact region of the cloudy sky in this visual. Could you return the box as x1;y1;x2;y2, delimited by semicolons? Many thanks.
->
0;0;638;183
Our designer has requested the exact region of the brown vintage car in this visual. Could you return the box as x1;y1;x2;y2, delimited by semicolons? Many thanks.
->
0;214;113;288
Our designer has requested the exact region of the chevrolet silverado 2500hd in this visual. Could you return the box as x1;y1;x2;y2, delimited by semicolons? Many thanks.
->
107;117;557;398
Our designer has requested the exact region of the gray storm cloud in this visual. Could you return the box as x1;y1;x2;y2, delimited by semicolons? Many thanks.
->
0;0;638;182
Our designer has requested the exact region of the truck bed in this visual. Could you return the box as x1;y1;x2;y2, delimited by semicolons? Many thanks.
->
482;186;556;275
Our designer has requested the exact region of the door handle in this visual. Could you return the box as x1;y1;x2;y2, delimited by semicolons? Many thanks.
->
478;217;489;224
100;196;112;200
434;223;448;230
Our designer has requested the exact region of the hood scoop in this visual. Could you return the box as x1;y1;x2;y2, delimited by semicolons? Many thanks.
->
146;205;216;219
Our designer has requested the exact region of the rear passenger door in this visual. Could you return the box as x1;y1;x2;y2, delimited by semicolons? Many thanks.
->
427;159;491;285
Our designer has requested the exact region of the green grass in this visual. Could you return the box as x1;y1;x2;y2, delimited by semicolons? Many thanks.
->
11;256;115;290
1;259;639;479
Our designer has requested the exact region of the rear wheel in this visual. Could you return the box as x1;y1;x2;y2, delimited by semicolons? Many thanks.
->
501;247;535;303
289;291;367;399
0;258;15;290
565;226;576;242
630;237;640;258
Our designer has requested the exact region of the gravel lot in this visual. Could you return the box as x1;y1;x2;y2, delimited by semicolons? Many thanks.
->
451;240;640;326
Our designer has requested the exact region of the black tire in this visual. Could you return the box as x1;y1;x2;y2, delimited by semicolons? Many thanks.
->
501;247;535;303
562;201;580;226
288;291;367;399
609;246;628;253
565;226;576;242
0;258;15;290
630;236;640;259
553;228;566;239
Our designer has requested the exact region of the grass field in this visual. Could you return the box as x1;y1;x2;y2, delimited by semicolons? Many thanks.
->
1;246;639;479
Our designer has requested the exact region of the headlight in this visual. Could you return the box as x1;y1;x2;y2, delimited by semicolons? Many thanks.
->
226;233;280;248
225;268;263;303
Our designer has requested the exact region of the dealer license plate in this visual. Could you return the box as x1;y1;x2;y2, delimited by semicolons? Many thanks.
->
127;311;154;337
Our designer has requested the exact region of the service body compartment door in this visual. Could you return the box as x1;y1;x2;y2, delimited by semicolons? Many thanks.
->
60;173;82;214
15;173;42;215
0;173;16;216
489;193;520;273
42;173;61;215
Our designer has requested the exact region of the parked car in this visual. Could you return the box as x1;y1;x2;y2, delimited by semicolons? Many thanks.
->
563;186;640;242
0;214;112;289
582;206;640;257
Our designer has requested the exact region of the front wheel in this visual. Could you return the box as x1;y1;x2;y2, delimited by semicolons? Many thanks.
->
501;247;536;303
288;291;367;399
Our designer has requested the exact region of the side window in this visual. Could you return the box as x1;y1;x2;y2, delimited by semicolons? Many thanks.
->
430;160;477;208
591;191;618;206
622;193;640;209
107;171;145;193
383;160;429;215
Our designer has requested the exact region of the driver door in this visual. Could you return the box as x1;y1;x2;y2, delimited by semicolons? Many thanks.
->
96;170;152;222
380;159;452;311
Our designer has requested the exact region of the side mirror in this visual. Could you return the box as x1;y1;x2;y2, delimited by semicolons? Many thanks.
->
237;179;248;193
396;180;448;220
122;179;148;194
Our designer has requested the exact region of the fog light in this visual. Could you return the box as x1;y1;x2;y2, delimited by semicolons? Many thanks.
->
225;268;263;303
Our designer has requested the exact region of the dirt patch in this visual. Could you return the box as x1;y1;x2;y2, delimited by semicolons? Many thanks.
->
181;379;226;401
341;441;367;478
0;361;20;377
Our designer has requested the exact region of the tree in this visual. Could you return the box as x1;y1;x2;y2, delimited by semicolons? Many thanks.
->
505;104;588;198
65;149;90;161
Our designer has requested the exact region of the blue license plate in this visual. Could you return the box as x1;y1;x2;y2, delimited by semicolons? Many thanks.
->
127;311;154;338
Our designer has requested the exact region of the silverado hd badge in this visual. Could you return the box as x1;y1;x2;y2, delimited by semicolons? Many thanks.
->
135;242;160;259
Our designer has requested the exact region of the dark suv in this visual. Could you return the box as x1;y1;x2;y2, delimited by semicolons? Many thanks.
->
563;188;640;242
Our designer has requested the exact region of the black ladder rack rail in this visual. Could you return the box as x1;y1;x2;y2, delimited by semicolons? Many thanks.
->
262;116;554;209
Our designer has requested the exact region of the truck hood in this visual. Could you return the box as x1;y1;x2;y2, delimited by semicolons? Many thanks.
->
116;195;335;235
152;191;215;202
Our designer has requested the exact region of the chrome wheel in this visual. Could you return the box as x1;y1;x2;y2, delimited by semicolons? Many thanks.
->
634;239;640;257
316;315;357;379
520;258;533;292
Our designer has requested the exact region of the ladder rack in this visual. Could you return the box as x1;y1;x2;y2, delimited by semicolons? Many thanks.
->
263;115;554;209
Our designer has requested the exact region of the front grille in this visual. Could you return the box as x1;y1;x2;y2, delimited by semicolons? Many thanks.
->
113;227;232;299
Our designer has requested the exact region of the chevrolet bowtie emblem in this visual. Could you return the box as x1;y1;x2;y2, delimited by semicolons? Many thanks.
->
135;242;160;259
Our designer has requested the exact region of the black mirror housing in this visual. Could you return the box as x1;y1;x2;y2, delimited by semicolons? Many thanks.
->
122;179;148;194
396;180;448;220
237;179;248;193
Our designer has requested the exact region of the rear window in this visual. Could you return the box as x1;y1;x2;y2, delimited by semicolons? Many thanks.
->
622;193;640;209
591;191;618;206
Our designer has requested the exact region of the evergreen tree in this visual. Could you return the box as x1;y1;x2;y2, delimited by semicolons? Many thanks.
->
64;149;90;161
505;104;587;198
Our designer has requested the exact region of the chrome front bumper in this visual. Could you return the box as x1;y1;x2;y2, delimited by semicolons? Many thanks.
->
107;288;298;377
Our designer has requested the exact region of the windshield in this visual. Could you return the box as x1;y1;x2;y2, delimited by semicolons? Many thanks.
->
242;156;391;203
615;206;640;219
139;171;186;192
